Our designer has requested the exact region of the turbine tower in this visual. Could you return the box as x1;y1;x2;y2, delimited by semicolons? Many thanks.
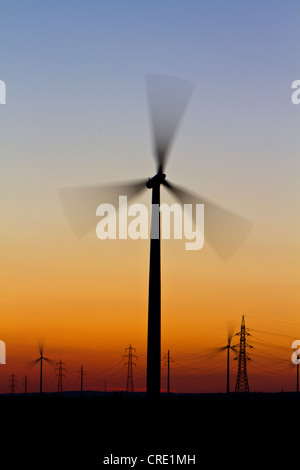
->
234;315;253;392
58;75;252;399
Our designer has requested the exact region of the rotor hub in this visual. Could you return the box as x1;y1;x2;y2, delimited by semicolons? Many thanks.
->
146;172;166;188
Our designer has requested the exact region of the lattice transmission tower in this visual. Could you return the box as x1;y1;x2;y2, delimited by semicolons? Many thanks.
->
9;373;17;394
56;360;66;393
234;315;253;392
124;344;138;393
163;350;174;395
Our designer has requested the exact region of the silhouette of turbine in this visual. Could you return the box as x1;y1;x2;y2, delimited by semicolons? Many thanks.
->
28;342;55;394
58;74;252;398
215;323;237;394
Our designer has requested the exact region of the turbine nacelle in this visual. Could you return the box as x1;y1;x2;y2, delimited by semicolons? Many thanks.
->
146;172;166;189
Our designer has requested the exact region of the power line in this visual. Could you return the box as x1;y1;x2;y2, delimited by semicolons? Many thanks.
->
249;328;296;340
247;315;300;329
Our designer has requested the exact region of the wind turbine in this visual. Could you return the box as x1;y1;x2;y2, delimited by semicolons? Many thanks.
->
215;323;238;394
29;342;55;394
58;74;252;399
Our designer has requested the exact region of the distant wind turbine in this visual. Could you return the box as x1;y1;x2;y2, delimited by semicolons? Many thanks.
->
28;342;55;394
58;74;252;398
215;323;238;394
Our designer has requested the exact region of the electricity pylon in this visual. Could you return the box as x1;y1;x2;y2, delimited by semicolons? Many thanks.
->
9;373;17;394
56;360;66;393
124;344;138;393
234;315;253;392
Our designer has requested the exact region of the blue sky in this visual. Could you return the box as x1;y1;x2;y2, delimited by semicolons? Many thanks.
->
1;0;299;242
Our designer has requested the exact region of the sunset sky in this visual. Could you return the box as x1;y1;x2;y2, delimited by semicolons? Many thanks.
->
1;0;300;394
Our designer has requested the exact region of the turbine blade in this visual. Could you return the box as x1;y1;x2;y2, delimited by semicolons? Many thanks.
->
215;346;227;353
58;179;147;238
43;357;56;368
230;346;239;355
146;74;194;173
38;340;44;358
26;358;40;370
227;321;237;345
163;181;252;261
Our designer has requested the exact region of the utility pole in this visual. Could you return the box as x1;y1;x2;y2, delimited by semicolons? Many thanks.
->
80;365;85;397
40;354;43;394
124;344;138;393
234;316;253;392
297;362;299;393
56;360;66;393
164;350;173;395
24;375;28;395
9;373;17;394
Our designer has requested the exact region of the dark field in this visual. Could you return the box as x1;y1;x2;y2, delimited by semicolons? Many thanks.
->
1;393;298;467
